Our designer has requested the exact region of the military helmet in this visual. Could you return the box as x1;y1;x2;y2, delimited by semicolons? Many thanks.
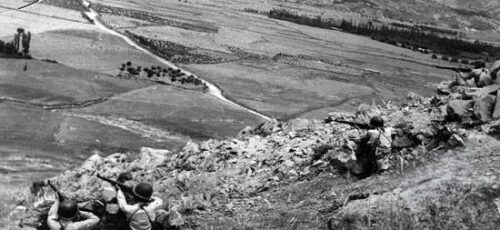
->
370;116;384;128
473;60;486;69
133;182;153;201
117;172;133;183
58;200;79;220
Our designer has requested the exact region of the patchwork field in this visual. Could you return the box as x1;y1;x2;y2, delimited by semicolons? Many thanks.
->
0;0;265;183
94;0;456;118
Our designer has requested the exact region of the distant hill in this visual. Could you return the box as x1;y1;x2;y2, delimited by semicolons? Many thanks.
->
274;0;500;31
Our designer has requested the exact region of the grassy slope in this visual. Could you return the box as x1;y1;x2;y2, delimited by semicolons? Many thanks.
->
97;0;453;119
0;59;187;181
0;58;151;104
79;85;265;140
30;29;165;75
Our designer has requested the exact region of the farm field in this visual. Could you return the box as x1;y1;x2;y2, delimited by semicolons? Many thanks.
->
95;0;457;118
0;0;263;184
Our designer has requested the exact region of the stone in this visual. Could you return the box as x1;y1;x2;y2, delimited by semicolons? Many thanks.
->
407;92;425;102
131;147;170;169
237;126;253;139
473;95;496;122
477;84;500;96
9;205;27;220
283;159;295;168
436;81;451;95
327;151;355;171
256;119;281;135
79;154;102;173
446;100;474;121
284;119;311;132
492;90;500;119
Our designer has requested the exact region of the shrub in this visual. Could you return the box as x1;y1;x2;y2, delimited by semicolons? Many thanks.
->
441;56;449;61
450;57;458;63
431;54;437;59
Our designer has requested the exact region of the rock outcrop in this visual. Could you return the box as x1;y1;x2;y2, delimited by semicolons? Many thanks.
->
15;82;500;229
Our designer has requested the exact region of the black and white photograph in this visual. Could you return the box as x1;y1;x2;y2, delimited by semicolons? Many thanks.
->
1;0;500;229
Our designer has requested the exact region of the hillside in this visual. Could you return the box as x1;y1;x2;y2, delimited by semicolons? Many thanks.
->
272;0;500;31
13;85;500;229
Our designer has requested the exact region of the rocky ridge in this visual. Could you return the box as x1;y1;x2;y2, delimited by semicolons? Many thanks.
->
13;81;500;229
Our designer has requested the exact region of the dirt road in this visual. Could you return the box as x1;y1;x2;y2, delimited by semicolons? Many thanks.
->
81;0;271;121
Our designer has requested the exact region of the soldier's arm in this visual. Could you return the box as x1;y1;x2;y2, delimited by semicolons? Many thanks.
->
117;188;135;214
47;200;60;230
68;211;99;230
148;196;164;210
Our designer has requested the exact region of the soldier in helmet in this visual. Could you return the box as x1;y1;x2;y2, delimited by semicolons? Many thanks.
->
47;197;100;230
456;60;492;87
354;116;395;178
116;182;163;230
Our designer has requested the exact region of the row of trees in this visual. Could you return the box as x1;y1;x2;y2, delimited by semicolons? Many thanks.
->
268;9;500;59
338;20;500;58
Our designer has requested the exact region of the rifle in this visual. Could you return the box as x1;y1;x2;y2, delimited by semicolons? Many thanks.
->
97;174;135;197
332;119;372;129
47;180;66;201
434;65;472;73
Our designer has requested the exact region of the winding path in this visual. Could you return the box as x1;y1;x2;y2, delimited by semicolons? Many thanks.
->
82;1;271;121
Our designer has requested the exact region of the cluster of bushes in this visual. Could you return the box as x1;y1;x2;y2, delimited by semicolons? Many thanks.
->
119;62;204;86
269;9;331;29
0;40;18;56
268;9;500;59
431;54;475;65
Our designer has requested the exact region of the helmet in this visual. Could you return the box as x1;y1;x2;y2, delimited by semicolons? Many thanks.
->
117;171;133;183
370;116;384;128
473;60;486;69
133;182;153;201
58;200;79;220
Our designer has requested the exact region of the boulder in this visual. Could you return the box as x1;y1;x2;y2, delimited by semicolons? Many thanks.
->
283;118;311;133
327;150;356;171
256;118;281;135
131;147;170;169
446;100;474;121
436;81;451;95
473;95;496;123
155;209;185;228
477;84;500;96
79;154;102;173
237;126;253;139
407;92;425;102
492;90;500;119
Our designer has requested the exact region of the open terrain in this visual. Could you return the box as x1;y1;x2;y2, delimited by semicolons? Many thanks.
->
0;0;264;185
1;0;500;229
94;0;458;119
